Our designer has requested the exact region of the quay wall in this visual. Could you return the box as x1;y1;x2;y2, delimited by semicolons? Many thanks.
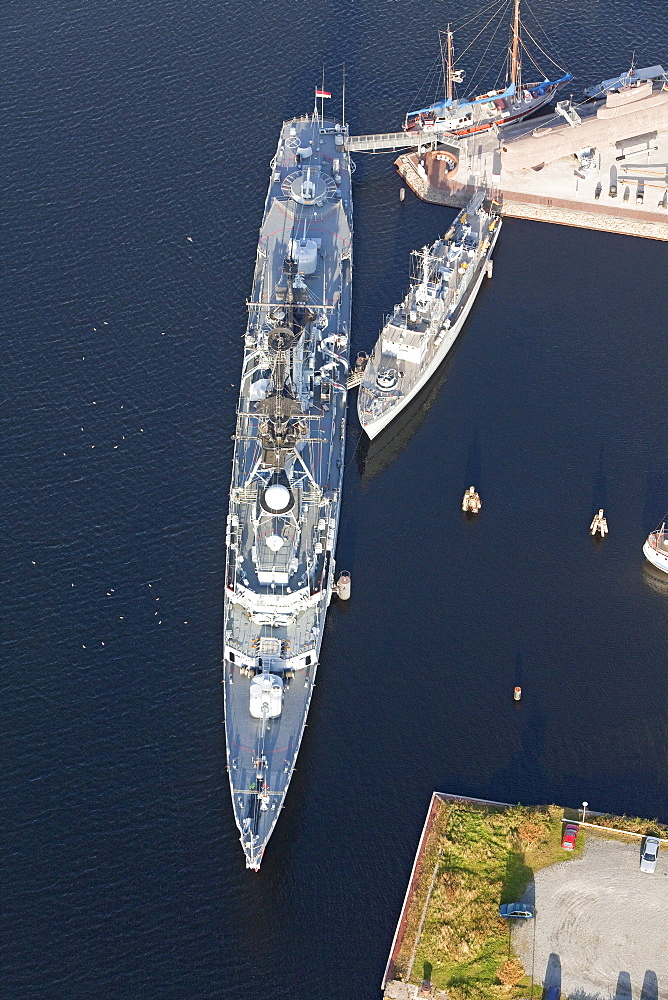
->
395;96;668;240
396;153;473;209
395;152;668;240
381;793;443;989
382;794;668;999
382;792;518;990
501;197;668;239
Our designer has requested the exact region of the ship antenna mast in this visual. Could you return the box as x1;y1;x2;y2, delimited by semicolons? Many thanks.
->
510;0;521;94
342;61;346;129
446;25;454;103
421;245;430;286
321;66;325;125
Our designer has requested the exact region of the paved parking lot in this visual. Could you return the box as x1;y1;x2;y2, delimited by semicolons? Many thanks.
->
512;836;668;1000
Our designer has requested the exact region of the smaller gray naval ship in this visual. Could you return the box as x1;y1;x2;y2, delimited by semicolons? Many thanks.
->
224;105;353;870
358;191;500;440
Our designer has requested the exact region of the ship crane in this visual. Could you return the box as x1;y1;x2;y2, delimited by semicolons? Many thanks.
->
421;245;431;287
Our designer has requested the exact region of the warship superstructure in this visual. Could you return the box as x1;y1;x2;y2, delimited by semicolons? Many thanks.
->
224;106;352;869
358;191;500;440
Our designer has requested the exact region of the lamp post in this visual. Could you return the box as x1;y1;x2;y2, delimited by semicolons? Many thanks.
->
582;801;588;825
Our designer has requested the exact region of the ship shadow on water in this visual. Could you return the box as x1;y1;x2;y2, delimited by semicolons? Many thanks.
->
643;455;668;534
355;350;459;482
641;559;668;600
590;444;608;516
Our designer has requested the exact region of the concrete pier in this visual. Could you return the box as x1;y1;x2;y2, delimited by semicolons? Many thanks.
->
396;94;668;240
382;794;668;1000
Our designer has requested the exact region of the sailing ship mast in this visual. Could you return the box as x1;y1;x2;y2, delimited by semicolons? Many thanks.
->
446;24;454;103
510;0;521;94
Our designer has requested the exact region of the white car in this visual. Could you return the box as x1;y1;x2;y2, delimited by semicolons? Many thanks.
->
640;837;660;873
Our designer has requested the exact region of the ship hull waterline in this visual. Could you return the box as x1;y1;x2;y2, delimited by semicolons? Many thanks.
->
643;537;668;575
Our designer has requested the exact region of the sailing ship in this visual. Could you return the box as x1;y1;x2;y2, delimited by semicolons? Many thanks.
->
643;522;668;575
403;0;571;137
358;190;500;440
223;97;353;869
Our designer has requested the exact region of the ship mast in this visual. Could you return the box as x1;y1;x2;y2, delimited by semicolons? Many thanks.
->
446;25;454;103
421;245;430;286
510;0;521;93
342;61;346;129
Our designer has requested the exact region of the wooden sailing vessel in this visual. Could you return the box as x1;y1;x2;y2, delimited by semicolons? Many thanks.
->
404;0;571;138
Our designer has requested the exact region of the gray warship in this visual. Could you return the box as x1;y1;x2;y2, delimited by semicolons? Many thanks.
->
358;190;500;439
224;104;353;870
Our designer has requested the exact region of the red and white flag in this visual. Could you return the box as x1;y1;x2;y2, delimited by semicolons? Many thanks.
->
315;88;332;98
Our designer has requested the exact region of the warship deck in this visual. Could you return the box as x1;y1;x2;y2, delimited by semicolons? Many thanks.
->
224;111;353;869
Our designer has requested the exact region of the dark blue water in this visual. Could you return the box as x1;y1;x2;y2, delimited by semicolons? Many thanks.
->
2;2;667;997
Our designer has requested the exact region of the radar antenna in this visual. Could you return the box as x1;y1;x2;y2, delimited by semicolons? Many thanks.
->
254;247;307;469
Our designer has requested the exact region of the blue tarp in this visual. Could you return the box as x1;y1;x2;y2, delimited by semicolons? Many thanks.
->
407;82;516;119
407;72;572;119
529;72;573;97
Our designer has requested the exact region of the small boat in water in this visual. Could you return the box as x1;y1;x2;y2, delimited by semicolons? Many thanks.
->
643;522;668;574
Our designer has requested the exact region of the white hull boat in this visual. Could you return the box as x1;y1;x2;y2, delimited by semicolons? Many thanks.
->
643;525;668;575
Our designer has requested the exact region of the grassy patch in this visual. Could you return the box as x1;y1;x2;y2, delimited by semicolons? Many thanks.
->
406;801;584;999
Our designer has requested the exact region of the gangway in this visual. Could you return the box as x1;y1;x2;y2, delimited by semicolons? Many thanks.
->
555;100;582;127
347;130;463;153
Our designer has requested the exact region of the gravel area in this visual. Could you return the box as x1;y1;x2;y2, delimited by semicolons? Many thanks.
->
512;836;668;1000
